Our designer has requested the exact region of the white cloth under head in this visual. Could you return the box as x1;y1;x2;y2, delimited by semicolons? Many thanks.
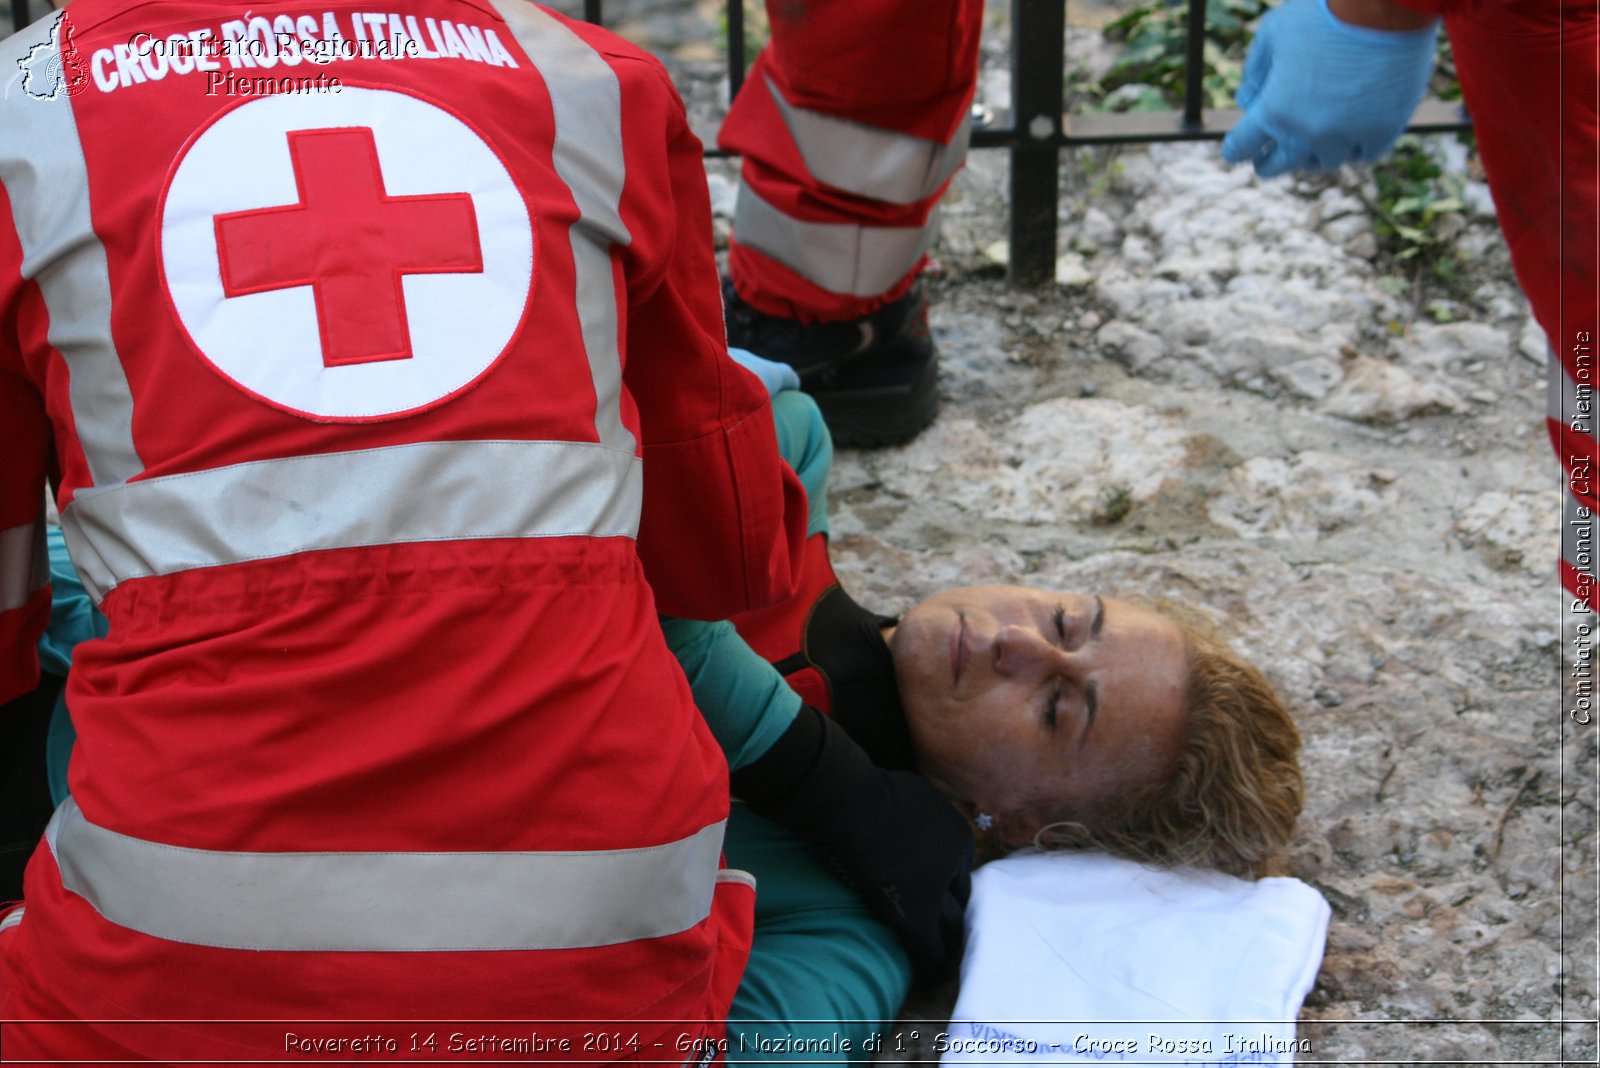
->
943;850;1331;1066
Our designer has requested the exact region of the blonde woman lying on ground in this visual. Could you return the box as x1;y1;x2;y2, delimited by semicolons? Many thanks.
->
669;383;1304;1063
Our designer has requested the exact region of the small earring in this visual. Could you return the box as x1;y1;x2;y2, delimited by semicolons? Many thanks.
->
974;812;994;831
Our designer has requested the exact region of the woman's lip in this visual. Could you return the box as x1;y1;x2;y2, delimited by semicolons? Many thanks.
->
953;614;970;686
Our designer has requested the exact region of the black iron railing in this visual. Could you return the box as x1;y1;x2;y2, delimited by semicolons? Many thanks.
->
5;0;1468;285
986;1;1465;282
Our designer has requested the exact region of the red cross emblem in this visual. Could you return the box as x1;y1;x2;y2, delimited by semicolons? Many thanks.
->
214;126;484;367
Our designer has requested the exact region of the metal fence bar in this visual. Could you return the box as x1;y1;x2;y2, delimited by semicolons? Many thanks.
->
986;97;1466;148
727;0;746;99
1181;0;1207;131
1008;0;1067;287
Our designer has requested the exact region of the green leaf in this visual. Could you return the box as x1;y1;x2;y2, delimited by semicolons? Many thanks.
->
1125;86;1170;113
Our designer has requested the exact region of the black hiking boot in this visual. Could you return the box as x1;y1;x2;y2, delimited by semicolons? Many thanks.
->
724;280;939;447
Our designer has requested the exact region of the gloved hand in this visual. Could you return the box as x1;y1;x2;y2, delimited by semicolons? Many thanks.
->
1221;0;1438;178
729;346;801;398
731;705;974;988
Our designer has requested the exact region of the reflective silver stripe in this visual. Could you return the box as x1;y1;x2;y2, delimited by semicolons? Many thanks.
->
490;0;635;455
0;511;49;613
0;907;22;934
47;798;726;952
767;75;970;206
717;868;757;893
734;186;938;298
59;439;642;603
0;12;143;487
1548;340;1598;431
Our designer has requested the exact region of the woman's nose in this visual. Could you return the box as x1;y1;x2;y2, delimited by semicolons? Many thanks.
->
991;624;1066;677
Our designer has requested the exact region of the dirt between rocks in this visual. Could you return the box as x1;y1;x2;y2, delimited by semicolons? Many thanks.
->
575;1;1598;1062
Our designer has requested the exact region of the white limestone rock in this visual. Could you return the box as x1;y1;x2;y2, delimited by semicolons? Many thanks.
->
1454;490;1562;573
881;398;1190;526
1207;451;1387;541
1094;320;1165;373
1321;355;1467;424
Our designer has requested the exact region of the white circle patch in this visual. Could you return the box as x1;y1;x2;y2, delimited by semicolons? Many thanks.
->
161;86;534;421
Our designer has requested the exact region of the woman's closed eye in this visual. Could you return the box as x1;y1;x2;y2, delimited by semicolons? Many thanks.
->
1043;682;1062;729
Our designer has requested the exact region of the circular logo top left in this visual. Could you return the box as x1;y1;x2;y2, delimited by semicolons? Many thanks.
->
160;86;534;421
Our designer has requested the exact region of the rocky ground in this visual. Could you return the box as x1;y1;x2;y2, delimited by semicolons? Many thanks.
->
570;1;1599;1062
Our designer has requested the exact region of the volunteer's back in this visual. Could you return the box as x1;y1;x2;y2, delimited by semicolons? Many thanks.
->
0;0;804;1057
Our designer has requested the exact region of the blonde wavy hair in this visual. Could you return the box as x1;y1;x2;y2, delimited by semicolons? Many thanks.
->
1011;608;1304;879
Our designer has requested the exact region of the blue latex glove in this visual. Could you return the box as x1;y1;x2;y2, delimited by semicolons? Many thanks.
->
1222;0;1438;178
729;345;800;398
